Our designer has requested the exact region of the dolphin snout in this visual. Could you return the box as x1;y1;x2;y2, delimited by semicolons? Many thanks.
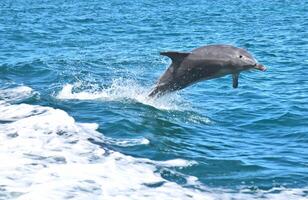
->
254;64;267;71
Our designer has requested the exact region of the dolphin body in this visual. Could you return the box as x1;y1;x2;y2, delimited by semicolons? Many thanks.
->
148;45;266;97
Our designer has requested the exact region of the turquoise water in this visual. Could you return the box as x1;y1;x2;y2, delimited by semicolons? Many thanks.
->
0;0;307;199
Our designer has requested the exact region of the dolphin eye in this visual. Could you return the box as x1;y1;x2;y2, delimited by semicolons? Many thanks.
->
239;55;243;58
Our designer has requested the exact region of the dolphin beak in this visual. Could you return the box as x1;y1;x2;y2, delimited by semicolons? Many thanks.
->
254;64;267;71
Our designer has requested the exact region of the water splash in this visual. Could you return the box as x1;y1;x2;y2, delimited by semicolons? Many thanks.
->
56;78;191;111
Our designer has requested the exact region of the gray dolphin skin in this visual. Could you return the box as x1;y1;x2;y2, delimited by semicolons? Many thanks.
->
148;44;266;97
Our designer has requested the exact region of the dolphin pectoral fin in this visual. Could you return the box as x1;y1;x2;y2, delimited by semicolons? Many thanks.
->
160;51;190;64
232;73;239;88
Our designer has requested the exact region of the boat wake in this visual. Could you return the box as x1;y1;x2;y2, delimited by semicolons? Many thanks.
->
0;86;306;200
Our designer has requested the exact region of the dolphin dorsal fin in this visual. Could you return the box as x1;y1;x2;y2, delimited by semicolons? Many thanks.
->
160;51;190;64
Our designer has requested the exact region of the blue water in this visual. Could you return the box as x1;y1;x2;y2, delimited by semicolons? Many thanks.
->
0;0;307;199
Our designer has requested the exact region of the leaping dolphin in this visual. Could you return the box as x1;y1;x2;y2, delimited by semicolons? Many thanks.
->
148;44;266;97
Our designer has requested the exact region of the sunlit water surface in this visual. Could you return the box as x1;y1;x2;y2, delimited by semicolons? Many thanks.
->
0;0;307;199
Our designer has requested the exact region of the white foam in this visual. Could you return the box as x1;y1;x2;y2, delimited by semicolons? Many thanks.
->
105;137;150;146
150;159;197;168
1;86;306;200
56;79;190;111
0;101;47;121
187;113;212;124
0;86;35;102
0;89;205;200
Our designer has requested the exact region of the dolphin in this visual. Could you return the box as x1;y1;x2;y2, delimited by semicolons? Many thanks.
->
148;44;266;97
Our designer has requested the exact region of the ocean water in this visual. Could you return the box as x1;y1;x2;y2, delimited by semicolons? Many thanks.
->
0;0;307;199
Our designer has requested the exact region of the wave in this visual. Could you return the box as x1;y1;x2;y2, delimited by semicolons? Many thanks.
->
56;79;191;111
1;86;306;200
0;86;203;200
0;86;36;103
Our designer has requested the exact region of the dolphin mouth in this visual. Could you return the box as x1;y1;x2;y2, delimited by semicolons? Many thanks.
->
254;64;267;71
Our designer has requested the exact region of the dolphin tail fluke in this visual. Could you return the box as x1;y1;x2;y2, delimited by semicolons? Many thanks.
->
148;86;162;98
148;89;158;98
148;84;170;98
